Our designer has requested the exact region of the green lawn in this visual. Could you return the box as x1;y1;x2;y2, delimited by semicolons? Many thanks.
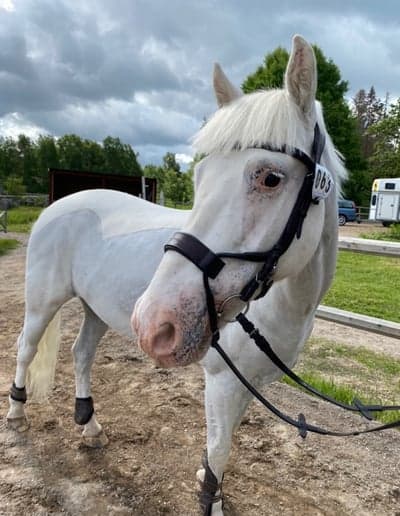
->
323;251;400;322
0;239;20;256
6;206;43;232
283;338;400;425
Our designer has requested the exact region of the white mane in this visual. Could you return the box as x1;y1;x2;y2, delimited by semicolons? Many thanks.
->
192;89;347;188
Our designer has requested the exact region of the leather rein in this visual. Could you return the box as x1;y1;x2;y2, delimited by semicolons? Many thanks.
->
164;124;400;438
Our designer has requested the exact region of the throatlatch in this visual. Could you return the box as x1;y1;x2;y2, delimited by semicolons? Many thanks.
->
164;122;400;439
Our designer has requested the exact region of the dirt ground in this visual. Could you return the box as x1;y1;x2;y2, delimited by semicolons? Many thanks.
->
1;223;400;516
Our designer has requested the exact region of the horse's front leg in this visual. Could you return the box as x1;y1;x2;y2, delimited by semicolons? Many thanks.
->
197;362;255;516
73;303;108;448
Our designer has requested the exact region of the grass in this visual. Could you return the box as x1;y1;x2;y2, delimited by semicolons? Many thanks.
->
282;338;400;425
282;373;358;408
164;199;192;209
6;206;43;232
361;223;400;242
0;238;20;256
323;251;400;322
333;344;400;376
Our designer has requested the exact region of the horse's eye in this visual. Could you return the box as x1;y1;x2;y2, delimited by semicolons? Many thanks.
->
264;173;281;188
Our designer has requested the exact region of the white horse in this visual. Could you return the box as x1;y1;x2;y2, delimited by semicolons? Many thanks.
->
7;35;345;515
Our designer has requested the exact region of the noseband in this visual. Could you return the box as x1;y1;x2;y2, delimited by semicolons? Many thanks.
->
164;123;400;439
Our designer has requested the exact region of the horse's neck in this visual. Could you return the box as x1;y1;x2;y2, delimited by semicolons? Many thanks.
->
251;194;338;354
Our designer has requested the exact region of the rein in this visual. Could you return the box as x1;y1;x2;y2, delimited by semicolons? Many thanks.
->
164;123;400;438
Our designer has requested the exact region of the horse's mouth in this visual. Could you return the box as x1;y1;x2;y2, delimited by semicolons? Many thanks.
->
149;336;211;368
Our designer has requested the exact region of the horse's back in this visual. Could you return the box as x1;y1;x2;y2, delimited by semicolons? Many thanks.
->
31;189;188;238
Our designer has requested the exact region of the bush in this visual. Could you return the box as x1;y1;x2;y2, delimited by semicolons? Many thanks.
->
386;223;400;241
4;176;27;195
362;223;400;242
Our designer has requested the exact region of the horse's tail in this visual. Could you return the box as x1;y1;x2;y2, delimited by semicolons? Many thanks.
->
26;310;62;402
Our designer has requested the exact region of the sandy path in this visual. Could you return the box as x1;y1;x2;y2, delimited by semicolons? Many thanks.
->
1;224;400;515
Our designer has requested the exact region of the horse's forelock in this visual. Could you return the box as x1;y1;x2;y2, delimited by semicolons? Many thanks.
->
192;90;346;189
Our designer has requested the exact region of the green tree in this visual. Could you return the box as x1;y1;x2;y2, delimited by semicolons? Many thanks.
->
57;134;85;170
143;164;166;193
102;136;142;176
353;87;386;160
0;137;22;190
163;169;193;206
242;47;289;92
36;135;59;192
160;151;193;206
368;98;400;178
17;134;39;192
82;139;106;173
346;87;388;204
162;152;180;173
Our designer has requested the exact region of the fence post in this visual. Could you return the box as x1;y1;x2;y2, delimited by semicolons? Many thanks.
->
0;210;7;233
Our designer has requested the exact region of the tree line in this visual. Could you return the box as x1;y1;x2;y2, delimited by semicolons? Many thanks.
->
1;42;399;207
0;134;142;195
0;134;193;206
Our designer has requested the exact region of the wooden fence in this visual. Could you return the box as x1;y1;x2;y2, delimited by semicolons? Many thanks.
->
356;206;370;222
317;237;400;339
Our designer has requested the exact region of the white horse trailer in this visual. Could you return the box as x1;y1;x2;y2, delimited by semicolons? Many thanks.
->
369;177;400;225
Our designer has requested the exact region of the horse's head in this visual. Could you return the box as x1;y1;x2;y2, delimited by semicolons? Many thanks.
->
132;35;345;367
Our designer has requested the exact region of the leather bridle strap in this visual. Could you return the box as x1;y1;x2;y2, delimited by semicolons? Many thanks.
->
211;336;400;438
164;232;225;334
220;168;315;302
236;312;400;419
219;125;326;302
165;232;225;280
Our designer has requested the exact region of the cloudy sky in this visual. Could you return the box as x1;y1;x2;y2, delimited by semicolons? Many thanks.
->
1;0;400;168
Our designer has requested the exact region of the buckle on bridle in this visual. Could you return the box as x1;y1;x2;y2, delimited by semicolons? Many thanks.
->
217;294;250;323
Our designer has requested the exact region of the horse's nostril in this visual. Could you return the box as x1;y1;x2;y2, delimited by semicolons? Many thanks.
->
152;322;176;355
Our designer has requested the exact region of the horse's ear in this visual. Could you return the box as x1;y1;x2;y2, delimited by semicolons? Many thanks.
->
285;35;317;118
213;63;242;108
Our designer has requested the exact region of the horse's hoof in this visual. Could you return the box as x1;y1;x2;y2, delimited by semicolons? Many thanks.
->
6;416;29;432
82;430;109;448
209;500;223;515
196;468;224;515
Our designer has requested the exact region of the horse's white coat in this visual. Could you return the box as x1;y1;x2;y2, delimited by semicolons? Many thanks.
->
33;188;187;239
8;35;345;515
134;35;344;514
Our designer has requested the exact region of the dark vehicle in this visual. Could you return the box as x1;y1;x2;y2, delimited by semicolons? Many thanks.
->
338;199;357;226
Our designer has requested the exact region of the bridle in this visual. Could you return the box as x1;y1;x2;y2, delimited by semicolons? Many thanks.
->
164;123;400;439
166;124;329;324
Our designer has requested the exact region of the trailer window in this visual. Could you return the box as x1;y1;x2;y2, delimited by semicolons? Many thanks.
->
385;182;395;190
371;194;377;206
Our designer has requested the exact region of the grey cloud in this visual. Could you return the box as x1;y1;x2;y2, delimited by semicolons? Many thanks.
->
2;0;400;165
